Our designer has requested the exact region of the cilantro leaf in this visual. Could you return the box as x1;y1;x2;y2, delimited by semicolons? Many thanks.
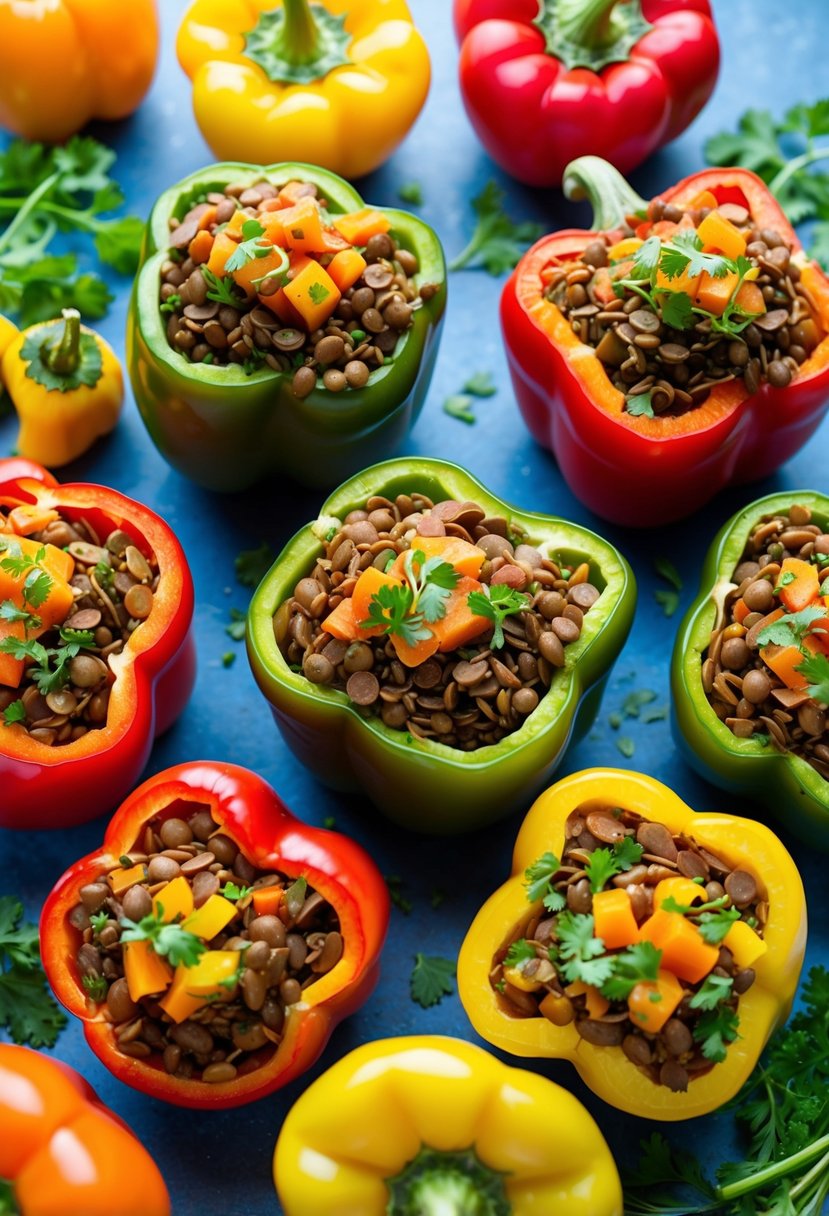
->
524;851;566;912
554;911;614;987
584;836;644;893
626;391;655;418
308;282;330;305
600;941;662;1000
504;939;536;969
224;220;271;273
361;581;429;646
757;605;827;648
0;599;40;628
82;974;109;1002
689;972;734;1011
463;371;497;397
694;1004;740;1062
120;909;206;968
220;882;253;902
410;953;456;1008
202;266;245;308
796;650;829;705
696;906;741;945
616;735;635;758
2;699;25;727
22;567;52;609
443;394;476;424
415;554;460;622
630;236;662;279
448;181;543;275
660;289;695;331
655;557;683;591
89;911;109;935
235;542;274;588
0;896;66;1047
467;584;530;649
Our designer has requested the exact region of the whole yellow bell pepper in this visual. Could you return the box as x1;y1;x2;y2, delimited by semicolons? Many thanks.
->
458;768;807;1122
0;0;159;143
0;309;122;468
176;0;430;178
273;1035;623;1215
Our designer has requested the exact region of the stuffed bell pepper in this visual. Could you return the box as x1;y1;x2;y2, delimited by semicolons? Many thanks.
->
274;1036;623;1216
673;492;829;847
458;769;806;1120
0;460;195;830
41;761;389;1110
127;163;445;491
502;156;829;526
0;1043;170;1216
247;458;635;834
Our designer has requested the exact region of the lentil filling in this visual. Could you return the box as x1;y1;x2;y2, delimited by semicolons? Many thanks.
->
493;803;766;1092
69;802;342;1084
548;197;825;417
276;491;604;750
0;507;160;745
160;178;438;397
703;502;829;775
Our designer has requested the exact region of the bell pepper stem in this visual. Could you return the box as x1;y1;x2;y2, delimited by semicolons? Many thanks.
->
536;0;652;71
562;156;648;232
279;0;319;63
41;309;82;376
243;0;351;85
386;1148;510;1216
557;0;628;49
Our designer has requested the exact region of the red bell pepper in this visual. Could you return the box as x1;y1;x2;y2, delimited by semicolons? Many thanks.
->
453;0;719;186
0;1043;170;1216
0;459;195;829
41;761;390;1110
501;157;829;526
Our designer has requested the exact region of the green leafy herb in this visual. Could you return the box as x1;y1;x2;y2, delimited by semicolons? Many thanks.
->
202;266;245;308
662;893;741;944
362;549;459;645
21;567;52;609
551;912;614;987
463;371;497;397
448;181;543;275
661;289;695;331
694;1003;741;1062
226;607;247;642
796;650;829;705
89;911;109;935
626;390;655;418
621;688;658;719
82;974;108;1002
0;599;40;628
410;953;456;1008
385;875;412;916
120;907;206;968
757;604;827;647
654;556;683;617
221;650;236;668
93;559;114;590
443;393;476;424
467;584;531;649
584;835;644;894
220;882;252;902
524;851;566;913
0;625;94;695
616;735;635;758
775;570;797;591
398;182;424;205
224;219;271;273
688;972;734;1011
2;698;25;726
235;542;274;588
600;941;662;1000
641;703;669;723
308;281;330;305
0;896;66;1047
160;293;182;314
504;939;536;969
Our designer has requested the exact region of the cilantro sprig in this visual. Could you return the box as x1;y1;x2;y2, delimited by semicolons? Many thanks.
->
583;835;644;894
467;584;531;649
662;894;742;945
755;604;829;705
504;939;536;969
361;549;460;646
120;905;206;968
410;953;456;1008
202;266;245;308
0;626;95;695
448;181;543;275
0;896;66;1047
223;219;273;273
523;851;566;913
551;911;614;988
599;941;662;1001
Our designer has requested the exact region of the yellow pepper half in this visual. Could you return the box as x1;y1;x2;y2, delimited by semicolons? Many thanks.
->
458;768;807;1122
176;0;430;178
0;0;159;143
273;1035;623;1216
0;310;123;468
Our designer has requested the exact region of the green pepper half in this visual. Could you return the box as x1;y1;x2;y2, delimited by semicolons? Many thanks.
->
671;490;829;848
126;162;446;492
247;458;636;834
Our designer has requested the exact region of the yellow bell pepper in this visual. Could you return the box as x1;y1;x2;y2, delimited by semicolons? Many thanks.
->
176;0;430;178
458;768;807;1122
273;1035;623;1216
0;0;159;143
0;309;123;468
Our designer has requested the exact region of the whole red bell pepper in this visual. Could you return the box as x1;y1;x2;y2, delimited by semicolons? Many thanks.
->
502;157;829;526
0;1043;170;1216
0;459;195;829
453;0;719;186
41;761;390;1110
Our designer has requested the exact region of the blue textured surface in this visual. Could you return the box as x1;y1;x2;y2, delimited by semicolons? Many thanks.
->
1;1;828;1212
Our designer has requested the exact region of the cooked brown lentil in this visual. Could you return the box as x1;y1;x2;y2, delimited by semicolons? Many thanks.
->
0;510;159;745
492;804;764;1091
276;492;603;750
703;503;829;775
549;200;824;417
70;802;341;1083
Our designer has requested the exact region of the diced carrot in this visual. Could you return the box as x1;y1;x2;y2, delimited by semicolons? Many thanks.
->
653;876;706;911
280;198;328;254
434;576;489;653
0;535;75;688
283;260;341;330
656;265;701;297
639;910;719;983
187;229;213;265
565;981;609;1019
260;212;288;248
695;270;739;316
591;267;617;304
689;189;719;211
627;969;685;1033
252;885;282;917
158;950;240;1024
231;244;289;300
608;237;643;261
6;504;59;535
760;642;809;690
733;598;750;625
778;557;819;613
350;567;402;635
390;535;486;580
154;876;194;924
592;888;640;949
13;535;73;585
183;894;237;941
277;181;317;208
650;220;680;239
107;863;148;896
123;940;173;1003
733;279;765;317
723;920;768;969
333;208;391;246
197;204;218;231
697;210;747;261
0;639;22;690
318;227;351;254
390;630;441;669
321;597;359;642
206;231;239;278
256;286;305;326
327;248;367;293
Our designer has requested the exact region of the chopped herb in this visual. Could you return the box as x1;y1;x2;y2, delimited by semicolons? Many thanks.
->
467;584;531;649
220;882;253;902
410;953;456;1008
662;894;741;944
226;607;247;641
600;941;662;1000
202;266;245;308
621;688;657;718
0;598;40;628
693;1003;741;1062
551;911;614;988
0;896;66;1047
655;556;683;617
398;182;424;205
93;559;115;589
795;650;829;705
584;835;644;894
82;974;108;1002
688;972;734;1011
443;393;476;424
235;542;274;588
221;651;236;668
626;390;655;418
308;281;330;305
362;549;459;645
224;219;272;273
616;735;635;758
160;293;181;314
385;875;412;916
641;703;669;723
120;907;206;967
524;851;566;913
757;604;827;648
0;626;95;695
448;181;543;275
2;698;25;726
608;711;622;729
89;911;109;935
463;371;497;397
504;938;536;969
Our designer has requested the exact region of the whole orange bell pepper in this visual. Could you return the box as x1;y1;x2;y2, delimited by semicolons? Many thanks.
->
0;1043;170;1216
0;0;159;142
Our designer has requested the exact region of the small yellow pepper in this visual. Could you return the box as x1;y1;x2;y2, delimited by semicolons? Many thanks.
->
176;0;430;178
273;1035;623;1215
458;768;807;1121
0;309;122;468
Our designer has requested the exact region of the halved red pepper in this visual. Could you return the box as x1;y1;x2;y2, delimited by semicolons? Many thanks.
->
0;458;195;829
40;761;390;1110
453;0;719;186
502;157;829;526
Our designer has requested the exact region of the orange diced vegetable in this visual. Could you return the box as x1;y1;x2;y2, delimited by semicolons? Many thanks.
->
760;642;809;690
608;237;643;261
565;981;609;1019
627;969;685;1033
591;267;617;304
650;220;679;239
280;198;327;254
778;557;819;613
733;279;766;317
697;210;747;261
206;231;239;278
391;630;441;669
154;876;194;924
6;504;59;535
107;863;148;896
639;910;719;983
652;876;707;911
277;181;316;208
723;920;768;969
695;270;739;316
283;260;341;330
187;229;213;265
183;894;237;941
252;885;282;917
260;212;288;248
350;567;401;636
257;286;305;326
733;598;750;625
321;597;359;642
333;208;391;246
689;189;719;210
327;248;367;293
15;535;73;585
158;950;240;1024
434;576;489;653
656;265;701;298
592;888;640;949
390;536;486;580
231;245;289;300
223;210;248;238
503;963;542;993
196;205;217;231
123;940;173;1003
0;535;75;687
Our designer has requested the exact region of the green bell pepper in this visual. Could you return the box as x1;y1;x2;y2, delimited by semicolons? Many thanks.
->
125;162;446;492
247;458;636;834
672;490;829;848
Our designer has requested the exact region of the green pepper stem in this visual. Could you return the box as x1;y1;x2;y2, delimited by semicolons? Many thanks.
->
556;0;628;50
243;1;351;86
279;0;319;63
536;0;651;71
562;156;648;232
41;309;82;377
386;1148;510;1216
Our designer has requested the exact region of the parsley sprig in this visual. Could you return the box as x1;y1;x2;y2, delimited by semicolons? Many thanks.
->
756;604;829;705
504;938;536;969
583;834;644;893
467;584;531;649
448;181;543;275
524;851;566;913
223;219;273;273
551;911;614;988
202;266;245;308
410;953;456;1008
0;626;95;695
0;896;66;1047
661;893;741;945
120;905;206;968
361;549;460;646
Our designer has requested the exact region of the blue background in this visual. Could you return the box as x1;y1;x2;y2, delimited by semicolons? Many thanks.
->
1;1;828;1211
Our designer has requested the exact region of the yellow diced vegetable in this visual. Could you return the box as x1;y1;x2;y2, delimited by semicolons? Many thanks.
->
183;894;237;942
